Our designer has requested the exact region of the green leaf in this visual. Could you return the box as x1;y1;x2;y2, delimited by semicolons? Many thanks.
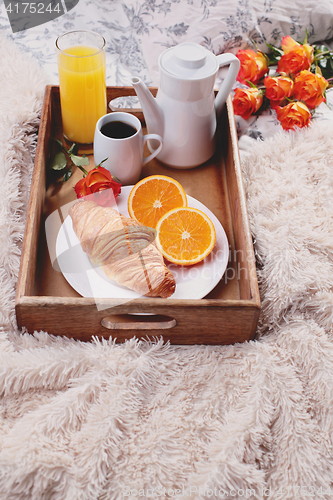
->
70;154;90;167
303;29;308;45
314;53;333;80
266;43;284;56
250;38;260;52
314;44;330;55
245;80;258;88
62;166;72;182
68;143;79;155
50;151;67;171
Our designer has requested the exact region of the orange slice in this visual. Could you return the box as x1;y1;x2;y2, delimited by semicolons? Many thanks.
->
128;175;187;229
155;207;216;265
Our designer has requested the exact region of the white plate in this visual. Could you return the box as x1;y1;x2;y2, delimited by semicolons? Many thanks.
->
55;186;229;300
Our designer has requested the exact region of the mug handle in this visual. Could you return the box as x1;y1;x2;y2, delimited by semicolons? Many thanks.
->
142;134;163;166
214;53;240;117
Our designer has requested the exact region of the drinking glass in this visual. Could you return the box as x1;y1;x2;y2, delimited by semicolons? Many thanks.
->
56;30;106;147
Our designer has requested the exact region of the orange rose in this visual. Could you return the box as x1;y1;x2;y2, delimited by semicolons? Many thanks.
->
275;101;311;131
278;36;314;75
74;166;121;206
293;70;328;109
236;49;269;85
281;36;314;63
264;75;294;107
232;87;264;120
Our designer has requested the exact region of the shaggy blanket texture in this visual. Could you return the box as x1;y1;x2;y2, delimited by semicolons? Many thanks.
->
1;34;333;500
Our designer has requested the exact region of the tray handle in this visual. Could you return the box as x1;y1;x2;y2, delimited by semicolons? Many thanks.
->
101;314;177;330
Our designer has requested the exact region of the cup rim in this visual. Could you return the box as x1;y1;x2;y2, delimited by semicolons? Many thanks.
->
96;112;141;140
55;30;106;57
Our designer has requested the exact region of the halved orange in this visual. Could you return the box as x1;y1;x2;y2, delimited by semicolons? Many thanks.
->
128;175;187;229
155;207;216;265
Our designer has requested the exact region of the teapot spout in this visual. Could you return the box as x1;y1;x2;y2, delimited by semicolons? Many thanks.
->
131;77;164;139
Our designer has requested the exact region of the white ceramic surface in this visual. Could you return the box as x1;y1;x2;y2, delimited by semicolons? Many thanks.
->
56;186;229;300
94;112;163;185
131;42;240;168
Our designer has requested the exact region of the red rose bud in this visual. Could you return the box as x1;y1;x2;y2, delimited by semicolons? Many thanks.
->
74;166;121;206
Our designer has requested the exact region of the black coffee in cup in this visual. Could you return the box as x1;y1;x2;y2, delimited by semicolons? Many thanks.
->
101;121;137;139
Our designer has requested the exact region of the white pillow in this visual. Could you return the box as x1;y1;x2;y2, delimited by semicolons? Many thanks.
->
136;0;333;84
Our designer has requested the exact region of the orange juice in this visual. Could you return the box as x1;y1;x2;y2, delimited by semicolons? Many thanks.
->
57;45;106;144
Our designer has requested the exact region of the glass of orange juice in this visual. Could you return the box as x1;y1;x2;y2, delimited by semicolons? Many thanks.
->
56;30;106;146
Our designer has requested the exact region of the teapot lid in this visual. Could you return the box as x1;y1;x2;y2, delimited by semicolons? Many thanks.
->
159;43;218;79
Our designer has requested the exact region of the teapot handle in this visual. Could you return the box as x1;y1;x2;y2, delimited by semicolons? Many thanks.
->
215;53;240;117
142;133;163;166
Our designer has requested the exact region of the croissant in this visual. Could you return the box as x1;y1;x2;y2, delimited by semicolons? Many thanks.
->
69;199;176;298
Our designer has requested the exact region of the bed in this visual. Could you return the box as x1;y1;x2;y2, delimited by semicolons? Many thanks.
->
2;1;333;498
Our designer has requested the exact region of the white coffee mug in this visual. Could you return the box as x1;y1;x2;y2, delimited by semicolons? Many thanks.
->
94;112;163;185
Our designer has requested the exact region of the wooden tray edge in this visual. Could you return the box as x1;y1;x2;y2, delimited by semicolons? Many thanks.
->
15;85;261;343
226;95;260;308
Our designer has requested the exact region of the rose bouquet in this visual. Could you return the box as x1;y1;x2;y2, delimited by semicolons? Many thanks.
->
232;35;333;131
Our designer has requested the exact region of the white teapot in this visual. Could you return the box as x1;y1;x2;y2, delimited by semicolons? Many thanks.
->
131;42;240;169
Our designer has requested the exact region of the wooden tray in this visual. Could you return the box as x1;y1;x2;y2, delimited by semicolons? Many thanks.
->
15;85;260;344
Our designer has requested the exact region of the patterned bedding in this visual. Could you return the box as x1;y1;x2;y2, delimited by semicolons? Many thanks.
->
1;0;333;149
